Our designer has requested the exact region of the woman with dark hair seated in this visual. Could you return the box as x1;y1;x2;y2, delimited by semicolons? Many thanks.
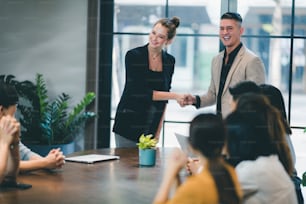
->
259;84;303;204
225;93;297;203
153;113;242;204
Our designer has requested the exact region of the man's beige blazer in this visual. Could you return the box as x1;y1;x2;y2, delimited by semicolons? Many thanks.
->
199;45;266;117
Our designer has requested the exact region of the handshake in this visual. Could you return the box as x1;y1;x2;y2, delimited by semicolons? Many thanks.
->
175;94;196;107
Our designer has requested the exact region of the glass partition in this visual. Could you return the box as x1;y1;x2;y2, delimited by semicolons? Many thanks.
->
112;0;306;147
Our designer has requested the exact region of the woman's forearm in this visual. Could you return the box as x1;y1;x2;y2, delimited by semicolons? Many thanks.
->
19;155;45;172
0;144;10;182
19;160;46;172
153;149;186;204
153;91;182;101
153;173;177;204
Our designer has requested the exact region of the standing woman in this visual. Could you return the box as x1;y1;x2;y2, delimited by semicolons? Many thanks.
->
113;17;185;147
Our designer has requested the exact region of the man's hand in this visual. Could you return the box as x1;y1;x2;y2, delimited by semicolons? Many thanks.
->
177;94;196;107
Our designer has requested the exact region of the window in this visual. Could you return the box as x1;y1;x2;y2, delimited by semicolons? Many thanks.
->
111;0;306;146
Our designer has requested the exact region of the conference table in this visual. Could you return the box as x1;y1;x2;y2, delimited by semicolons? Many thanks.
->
0;147;179;204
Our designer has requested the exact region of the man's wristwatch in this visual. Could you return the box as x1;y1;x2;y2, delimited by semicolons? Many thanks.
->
192;95;201;109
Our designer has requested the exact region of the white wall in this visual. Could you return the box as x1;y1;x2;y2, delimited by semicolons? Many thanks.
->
0;0;88;106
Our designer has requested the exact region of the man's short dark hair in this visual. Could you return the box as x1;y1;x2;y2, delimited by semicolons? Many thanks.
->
229;81;260;101
0;82;19;108
221;12;243;23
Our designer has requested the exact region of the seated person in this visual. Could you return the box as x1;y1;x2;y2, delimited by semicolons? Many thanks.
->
0;82;65;172
225;93;297;203
153;113;242;204
229;81;303;204
0;115;20;184
19;142;65;172
228;80;261;111
259;84;296;163
229;81;296;163
259;84;304;204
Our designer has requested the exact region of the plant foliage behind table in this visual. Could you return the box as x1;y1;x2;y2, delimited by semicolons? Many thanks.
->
0;74;96;145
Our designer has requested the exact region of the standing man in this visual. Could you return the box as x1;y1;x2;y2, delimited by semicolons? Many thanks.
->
183;12;265;118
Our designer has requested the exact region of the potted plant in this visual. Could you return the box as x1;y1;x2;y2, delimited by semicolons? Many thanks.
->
0;74;96;155
137;134;158;166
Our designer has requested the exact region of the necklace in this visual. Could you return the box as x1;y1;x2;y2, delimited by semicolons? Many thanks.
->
148;47;162;71
148;46;162;60
151;53;161;60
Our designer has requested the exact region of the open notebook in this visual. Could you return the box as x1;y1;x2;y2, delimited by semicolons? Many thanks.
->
65;154;120;164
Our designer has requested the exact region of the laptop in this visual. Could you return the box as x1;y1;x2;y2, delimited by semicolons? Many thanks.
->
65;154;120;164
175;133;196;157
175;133;189;152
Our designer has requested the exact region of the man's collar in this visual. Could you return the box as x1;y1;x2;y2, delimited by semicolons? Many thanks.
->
224;42;243;56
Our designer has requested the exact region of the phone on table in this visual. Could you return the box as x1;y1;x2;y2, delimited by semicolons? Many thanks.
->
0;182;32;190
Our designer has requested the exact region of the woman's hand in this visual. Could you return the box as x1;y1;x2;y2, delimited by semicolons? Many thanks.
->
153;148;188;204
176;94;196;107
43;148;66;169
0;115;20;146
165;148;188;178
186;157;202;175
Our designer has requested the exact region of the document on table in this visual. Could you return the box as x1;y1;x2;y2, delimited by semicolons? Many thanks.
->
65;154;120;164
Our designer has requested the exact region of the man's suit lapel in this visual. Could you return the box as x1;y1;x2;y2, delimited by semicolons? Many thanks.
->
221;46;246;96
214;52;224;93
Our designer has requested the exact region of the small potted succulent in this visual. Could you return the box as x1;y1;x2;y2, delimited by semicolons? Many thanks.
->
137;134;157;166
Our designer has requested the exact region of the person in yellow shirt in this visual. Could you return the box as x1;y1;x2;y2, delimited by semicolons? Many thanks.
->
153;113;242;204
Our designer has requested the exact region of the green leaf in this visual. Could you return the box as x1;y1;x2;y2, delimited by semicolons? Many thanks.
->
136;134;157;150
66;92;96;128
36;73;49;119
2;73;97;145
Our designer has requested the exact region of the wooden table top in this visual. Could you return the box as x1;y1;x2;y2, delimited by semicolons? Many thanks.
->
0;147;176;204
